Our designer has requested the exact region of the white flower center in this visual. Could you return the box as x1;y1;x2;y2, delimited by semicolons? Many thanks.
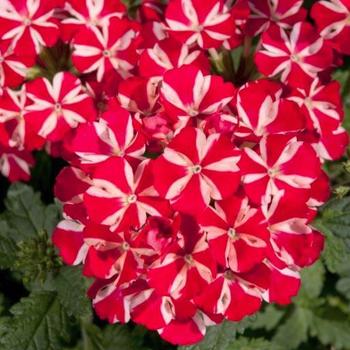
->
291;53;302;63
54;102;62;112
227;227;236;239
304;97;313;109
23;18;32;26
184;254;194;265
126;194;137;204
190;164;202;174
114;148;125;157
268;167;280;178
121;241;130;251
224;270;235;280
193;24;204;32
103;49;111;57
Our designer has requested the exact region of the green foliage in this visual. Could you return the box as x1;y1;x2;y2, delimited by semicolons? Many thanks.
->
228;337;283;350
0;291;72;350
3;183;60;241
310;315;350;350
14;231;62;286
0;220;17;268
180;320;251;350
68;323;151;350
54;266;92;319
273;307;312;350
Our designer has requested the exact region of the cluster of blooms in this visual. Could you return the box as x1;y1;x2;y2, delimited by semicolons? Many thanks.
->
0;0;349;345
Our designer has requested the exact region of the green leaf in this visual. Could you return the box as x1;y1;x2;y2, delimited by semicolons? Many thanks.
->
310;315;350;349
317;198;350;245
335;263;350;303
0;220;17;268
0;291;71;350
14;231;62;288
249;305;285;331
273;307;312;350
337;277;350;301
297;261;325;300
316;221;348;273
54;266;92;318
4;183;61;240
65;323;150;350
179;320;249;350
228;337;283;350
101;325;150;350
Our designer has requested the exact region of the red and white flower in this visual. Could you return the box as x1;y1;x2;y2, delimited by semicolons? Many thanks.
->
61;0;126;41
262;190;324;269
71;17;139;82
199;194;269;273
235;79;305;140
52;219;88;266
153;127;241;216
83;225;153;282
25;72;96;141
311;0;350;55
118;76;160;115
0;0;59;56
160;65;235;124
0;86;44;150
0;40;33;90
165;0;234;49
84;158;171;231
287;78;349;160
158;307;207;345
0;144;34;182
194;270;262;321
239;134;321;204
246;0;306;36
139;38;210;79
288;78;343;133
70;98;145;168
148;231;216;299
255;23;333;86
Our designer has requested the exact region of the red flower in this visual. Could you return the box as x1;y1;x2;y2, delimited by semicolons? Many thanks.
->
311;0;350;55
25;72;96;141
153;127;241;216
288;78;343;133
148;232;216;299
246;0;306;36
263;190;324;268
236;79;305;140
0;40;33;90
139;38;210;79
194;270;262;321
165;0;234;48
239;134;321;204
61;0;126;41
199;194;269;273
255;23;333;86
0;0;59;56
69;98;145;168
0;86;44;150
71;17;139;82
287;78;349;160
84;158;171;231
52;219;88;265
0;144;34;182
160;65;235;124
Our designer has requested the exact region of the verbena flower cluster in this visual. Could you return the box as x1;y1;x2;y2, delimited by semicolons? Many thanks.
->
0;0;349;345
